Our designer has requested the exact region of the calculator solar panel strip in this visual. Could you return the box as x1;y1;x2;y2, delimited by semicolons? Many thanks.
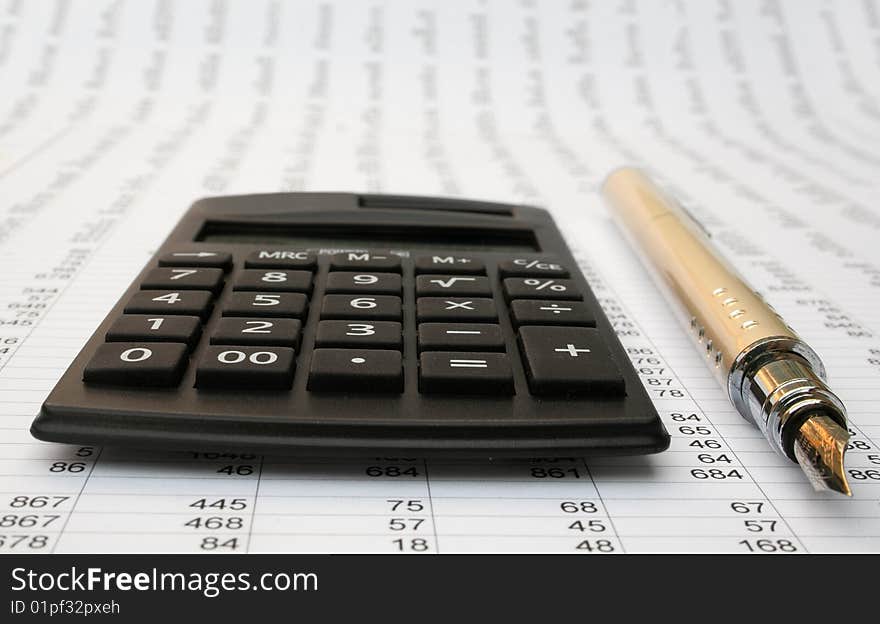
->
33;193;669;457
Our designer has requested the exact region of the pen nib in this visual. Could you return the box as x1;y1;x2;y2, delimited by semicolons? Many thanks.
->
793;414;852;496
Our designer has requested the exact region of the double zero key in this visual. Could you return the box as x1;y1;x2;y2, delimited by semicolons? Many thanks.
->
196;346;295;389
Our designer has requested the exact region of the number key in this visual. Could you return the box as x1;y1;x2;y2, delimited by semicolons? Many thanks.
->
320;295;402;320
233;270;312;293
222;293;308;318
124;290;213;320
210;318;301;349
84;342;188;386
141;267;224;293
315;320;402;349
325;272;402;295
195;346;295;389
106;315;202;348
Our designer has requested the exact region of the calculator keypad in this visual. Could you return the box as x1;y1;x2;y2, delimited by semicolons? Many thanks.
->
85;250;623;403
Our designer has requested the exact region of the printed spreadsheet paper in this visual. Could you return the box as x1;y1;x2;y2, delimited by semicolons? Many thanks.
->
0;0;879;554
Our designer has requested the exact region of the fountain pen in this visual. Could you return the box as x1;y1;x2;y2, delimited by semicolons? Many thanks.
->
602;167;852;495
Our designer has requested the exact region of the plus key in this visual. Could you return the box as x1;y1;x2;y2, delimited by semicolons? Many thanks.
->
517;326;625;396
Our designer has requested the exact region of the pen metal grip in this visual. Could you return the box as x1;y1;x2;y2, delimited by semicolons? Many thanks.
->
602;168;810;392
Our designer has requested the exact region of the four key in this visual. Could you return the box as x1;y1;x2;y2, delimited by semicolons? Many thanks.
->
125;290;213;320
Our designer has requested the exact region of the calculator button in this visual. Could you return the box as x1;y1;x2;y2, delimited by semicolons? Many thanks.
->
315;321;402;349
325;272;402;295
518;326;625;396
232;270;313;293
416;275;492;297
124;290;213;320
210;318;301;349
195;346;295;389
330;251;401;273
414;255;485;275
222;293;308;318
509;300;596;327
320;295;402;321
416;297;497;322
245;250;317;269
418;323;505;352
419;352;514;395
158;251;232;270
84;342;188;387
141;267;224;293
307;349;403;393
498;258;569;278
106;315;202;348
502;278;582;301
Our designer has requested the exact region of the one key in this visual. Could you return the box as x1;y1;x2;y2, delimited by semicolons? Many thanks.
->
83;342;188;387
416;275;492;297
308;349;403;393
315;321;402;349
518;326;625;396
414;255;485;275
498;257;569;278
210;318;301;349
106;315;202;348
419;352;514;394
245;250;317;269
416;297;497;322
196;346;295;389
222;292;308;318
158;250;232;270
124;290;213;320
330;251;401;273
509;300;596;327
232;269;312;293
320;295;401;321
325;272;402;295
502;278;582;301
418;323;505;352
141;267;224;293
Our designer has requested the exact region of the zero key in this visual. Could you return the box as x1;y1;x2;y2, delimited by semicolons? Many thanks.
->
83;342;188;387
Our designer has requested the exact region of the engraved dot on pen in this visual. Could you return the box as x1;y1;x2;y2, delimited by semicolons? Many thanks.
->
712;287;727;296
729;309;745;319
721;297;738;307
741;320;759;329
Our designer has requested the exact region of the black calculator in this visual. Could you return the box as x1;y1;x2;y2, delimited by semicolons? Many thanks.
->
33;193;668;457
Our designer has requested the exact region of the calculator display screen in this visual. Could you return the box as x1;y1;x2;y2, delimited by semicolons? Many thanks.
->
197;224;541;252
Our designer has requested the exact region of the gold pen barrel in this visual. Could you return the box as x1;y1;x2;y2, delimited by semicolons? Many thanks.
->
602;168;847;460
